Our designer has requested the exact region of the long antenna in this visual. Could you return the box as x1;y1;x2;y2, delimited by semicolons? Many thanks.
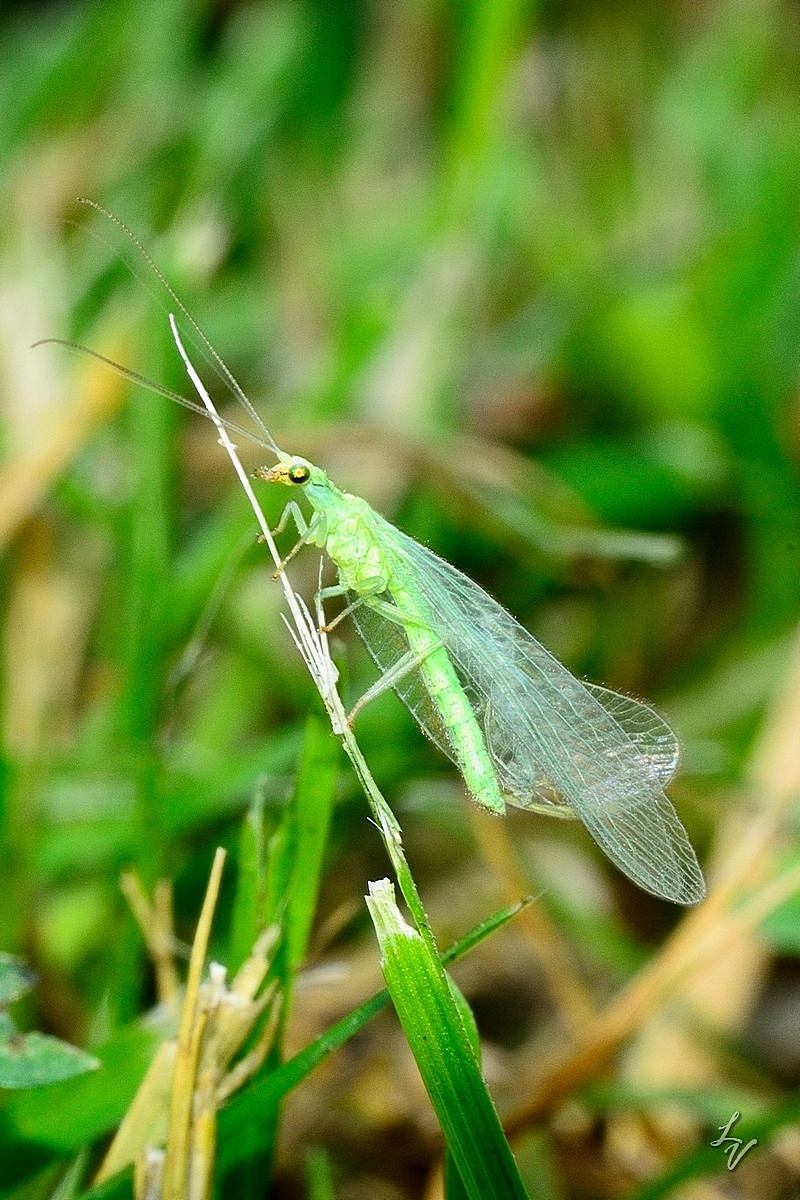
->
31;336;275;453
75;198;284;459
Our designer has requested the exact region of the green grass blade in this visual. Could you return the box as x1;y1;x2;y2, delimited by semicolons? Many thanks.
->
229;789;268;973
47;1147;91;1200
0;899;528;1195
443;980;480;1200
304;1146;336;1200
215;895;530;1175
284;714;339;976
366;880;528;1200
444;1156;471;1200
225;715;339;1194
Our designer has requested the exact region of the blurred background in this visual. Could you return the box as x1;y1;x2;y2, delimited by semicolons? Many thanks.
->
1;0;800;1197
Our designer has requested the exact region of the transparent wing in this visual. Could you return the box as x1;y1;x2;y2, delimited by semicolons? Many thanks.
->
354;519;704;905
350;598;453;758
582;685;680;786
351;597;565;813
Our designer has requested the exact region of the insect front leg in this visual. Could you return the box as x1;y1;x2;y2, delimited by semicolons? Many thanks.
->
269;506;322;578
272;500;308;540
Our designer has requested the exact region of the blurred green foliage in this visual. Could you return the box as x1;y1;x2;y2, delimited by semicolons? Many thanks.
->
1;0;800;1196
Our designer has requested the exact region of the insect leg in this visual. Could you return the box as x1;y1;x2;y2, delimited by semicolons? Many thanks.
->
314;575;398;633
315;585;370;634
367;597;435;633
315;583;434;635
272;500;308;539
347;639;443;727
270;508;322;578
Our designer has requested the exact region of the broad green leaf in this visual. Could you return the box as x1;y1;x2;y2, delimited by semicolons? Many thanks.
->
1;1023;161;1149
0;954;35;1006
0;1028;98;1090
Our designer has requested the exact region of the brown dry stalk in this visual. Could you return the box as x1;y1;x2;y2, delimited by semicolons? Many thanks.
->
506;860;800;1134
120;872;180;1006
162;847;226;1200
98;862;281;1196
215;993;283;1105
133;1148;164;1200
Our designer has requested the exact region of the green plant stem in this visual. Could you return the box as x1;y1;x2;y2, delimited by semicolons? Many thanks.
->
337;721;438;958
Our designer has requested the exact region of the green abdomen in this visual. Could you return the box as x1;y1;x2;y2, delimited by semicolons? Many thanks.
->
390;575;505;816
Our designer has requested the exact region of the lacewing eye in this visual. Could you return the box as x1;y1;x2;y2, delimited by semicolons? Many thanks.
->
289;463;311;484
